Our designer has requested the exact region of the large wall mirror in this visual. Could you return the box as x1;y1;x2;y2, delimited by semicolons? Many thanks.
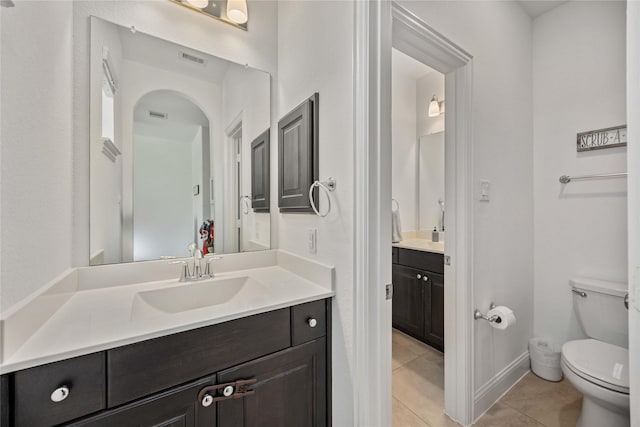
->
89;16;271;266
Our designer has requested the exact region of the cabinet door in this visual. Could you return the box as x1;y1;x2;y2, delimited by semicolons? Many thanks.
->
424;272;444;351
66;375;216;427
278;93;318;212
217;338;326;427
391;265;425;338
251;129;270;212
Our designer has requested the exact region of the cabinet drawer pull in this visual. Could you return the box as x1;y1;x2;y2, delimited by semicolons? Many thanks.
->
416;274;422;280
198;378;256;406
307;318;318;328
50;386;70;403
201;393;214;407
223;385;234;397
423;276;429;282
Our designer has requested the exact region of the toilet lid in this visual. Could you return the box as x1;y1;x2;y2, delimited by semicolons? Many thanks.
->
562;339;629;393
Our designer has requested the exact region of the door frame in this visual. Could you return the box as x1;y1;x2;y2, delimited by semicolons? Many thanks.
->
353;2;475;425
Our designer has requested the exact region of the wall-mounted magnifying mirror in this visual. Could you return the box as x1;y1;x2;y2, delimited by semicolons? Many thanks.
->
89;16;271;266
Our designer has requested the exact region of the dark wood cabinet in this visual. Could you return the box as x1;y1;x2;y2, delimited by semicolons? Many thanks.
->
250;129;270;212
392;247;444;351
217;338;326;427
391;265;424;337
0;299;331;427
278;93;319;212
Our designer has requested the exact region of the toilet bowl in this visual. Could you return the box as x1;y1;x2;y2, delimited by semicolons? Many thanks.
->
561;339;629;427
560;278;629;427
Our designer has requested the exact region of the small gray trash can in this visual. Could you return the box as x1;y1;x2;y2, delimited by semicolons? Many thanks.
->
529;337;563;382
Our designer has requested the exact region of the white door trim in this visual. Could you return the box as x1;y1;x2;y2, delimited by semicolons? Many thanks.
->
353;2;475;425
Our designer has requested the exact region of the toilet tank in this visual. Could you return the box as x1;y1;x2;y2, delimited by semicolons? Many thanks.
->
570;278;628;348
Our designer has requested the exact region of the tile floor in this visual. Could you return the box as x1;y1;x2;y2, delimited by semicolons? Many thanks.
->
392;329;582;427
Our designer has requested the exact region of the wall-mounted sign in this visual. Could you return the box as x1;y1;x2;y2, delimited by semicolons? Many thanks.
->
577;125;627;152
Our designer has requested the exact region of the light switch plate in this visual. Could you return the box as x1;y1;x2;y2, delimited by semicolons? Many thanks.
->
480;180;490;201
308;228;317;254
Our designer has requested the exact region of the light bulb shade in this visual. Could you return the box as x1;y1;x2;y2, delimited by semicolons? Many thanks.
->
185;0;208;9
428;95;440;117
227;0;248;24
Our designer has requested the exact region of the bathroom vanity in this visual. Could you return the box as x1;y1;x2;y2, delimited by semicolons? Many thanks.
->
391;243;444;351
0;251;334;427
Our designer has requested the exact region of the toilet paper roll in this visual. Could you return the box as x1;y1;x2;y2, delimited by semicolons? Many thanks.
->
487;306;516;330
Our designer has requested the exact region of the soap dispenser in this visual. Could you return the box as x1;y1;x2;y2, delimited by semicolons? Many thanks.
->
432;227;439;242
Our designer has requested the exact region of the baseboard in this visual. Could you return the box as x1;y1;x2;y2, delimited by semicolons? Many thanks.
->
473;351;530;423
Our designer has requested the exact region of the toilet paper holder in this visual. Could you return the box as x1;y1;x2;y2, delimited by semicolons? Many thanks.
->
474;303;500;323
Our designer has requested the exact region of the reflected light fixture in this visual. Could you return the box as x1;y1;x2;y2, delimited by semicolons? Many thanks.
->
428;95;445;117
227;0;248;24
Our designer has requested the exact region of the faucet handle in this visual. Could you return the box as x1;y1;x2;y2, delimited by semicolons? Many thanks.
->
202;254;222;279
171;260;191;282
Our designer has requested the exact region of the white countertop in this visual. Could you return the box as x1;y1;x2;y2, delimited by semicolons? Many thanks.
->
0;251;334;374
393;238;444;254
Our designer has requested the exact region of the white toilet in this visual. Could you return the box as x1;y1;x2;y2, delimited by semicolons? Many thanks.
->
561;278;629;427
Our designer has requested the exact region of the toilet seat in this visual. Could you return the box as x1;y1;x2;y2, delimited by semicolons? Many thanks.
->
562;339;629;394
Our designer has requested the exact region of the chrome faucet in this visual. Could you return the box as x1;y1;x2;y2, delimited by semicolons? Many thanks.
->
172;248;221;282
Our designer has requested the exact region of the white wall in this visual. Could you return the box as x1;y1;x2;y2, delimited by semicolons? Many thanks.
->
626;2;640;423
0;2;74;312
133;129;194;261
392;52;418;232
396;0;534;413
532;1;627;345
277;1;354;425
220;65;271;252
419;133;445;232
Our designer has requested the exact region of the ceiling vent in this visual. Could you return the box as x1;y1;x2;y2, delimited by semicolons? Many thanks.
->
179;51;207;66
149;111;168;120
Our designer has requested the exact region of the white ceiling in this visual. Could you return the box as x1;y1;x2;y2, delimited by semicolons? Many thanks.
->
134;90;209;141
117;25;243;85
517;0;568;18
392;48;437;81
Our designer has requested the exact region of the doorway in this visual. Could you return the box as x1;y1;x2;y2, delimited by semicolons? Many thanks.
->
353;2;474;425
390;47;447;426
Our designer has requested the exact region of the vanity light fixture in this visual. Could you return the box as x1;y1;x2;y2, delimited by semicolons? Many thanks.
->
227;0;248;24
186;0;209;8
170;0;248;30
428;95;445;117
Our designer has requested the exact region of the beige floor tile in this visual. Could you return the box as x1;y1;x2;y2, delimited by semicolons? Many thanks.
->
393;397;431;427
501;372;582;426
474;402;545;427
393;329;443;362
502;373;580;407
392;354;446;426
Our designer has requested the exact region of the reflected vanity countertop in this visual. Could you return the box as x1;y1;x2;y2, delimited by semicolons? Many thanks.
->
0;250;334;374
393;238;444;254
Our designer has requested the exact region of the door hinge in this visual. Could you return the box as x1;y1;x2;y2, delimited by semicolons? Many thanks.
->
386;283;393;300
444;255;451;266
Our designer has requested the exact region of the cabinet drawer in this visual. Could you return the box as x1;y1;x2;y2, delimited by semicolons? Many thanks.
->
13;352;105;427
66;375;216;427
107;308;291;407
397;248;444;274
392;247;399;264
291;299;326;346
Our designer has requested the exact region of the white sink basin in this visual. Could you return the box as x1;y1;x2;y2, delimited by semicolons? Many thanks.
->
134;276;266;314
